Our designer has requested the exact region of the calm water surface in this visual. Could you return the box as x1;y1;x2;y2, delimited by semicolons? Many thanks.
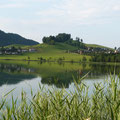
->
0;61;120;100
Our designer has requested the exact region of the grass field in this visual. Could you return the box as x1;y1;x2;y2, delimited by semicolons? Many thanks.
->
0;43;91;62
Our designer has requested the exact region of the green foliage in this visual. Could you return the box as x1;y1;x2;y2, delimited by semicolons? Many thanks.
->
42;33;86;49
82;56;87;62
42;33;71;44
0;74;120;119
0;30;39;46
92;53;120;62
56;33;71;42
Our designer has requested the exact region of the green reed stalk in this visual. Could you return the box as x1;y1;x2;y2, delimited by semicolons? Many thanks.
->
0;74;120;120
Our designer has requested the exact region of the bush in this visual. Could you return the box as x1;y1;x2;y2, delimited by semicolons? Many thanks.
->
82;56;87;62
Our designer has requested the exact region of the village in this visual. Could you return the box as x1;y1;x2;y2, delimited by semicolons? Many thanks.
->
0;46;120;55
0;46;36;55
70;47;120;55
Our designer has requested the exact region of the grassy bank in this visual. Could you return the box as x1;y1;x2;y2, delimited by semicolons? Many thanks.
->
0;74;120;120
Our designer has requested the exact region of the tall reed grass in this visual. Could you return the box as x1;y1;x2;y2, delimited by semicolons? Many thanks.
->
0;74;120;120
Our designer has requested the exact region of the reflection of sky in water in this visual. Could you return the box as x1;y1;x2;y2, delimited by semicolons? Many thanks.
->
0;77;41;99
0;75;109;102
0;62;120;103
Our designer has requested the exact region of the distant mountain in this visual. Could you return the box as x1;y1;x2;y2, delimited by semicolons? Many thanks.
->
0;30;39;46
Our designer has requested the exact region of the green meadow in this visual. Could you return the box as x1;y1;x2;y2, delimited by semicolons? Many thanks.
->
0;43;91;62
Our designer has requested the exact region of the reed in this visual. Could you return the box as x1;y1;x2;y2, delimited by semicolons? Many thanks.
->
0;74;120;120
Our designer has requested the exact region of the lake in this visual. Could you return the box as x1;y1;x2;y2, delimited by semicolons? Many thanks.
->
0;61;120;100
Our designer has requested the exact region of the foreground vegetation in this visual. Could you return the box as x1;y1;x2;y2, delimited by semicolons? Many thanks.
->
0;74;120;120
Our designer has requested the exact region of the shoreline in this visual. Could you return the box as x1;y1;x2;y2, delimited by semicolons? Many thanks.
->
0;58;120;65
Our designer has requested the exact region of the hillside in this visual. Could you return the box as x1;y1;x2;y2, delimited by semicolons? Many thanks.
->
0;30;39;46
0;43;91;62
23;42;78;51
85;43;113;49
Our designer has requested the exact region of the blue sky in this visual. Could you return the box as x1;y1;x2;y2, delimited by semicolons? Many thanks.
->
0;0;120;48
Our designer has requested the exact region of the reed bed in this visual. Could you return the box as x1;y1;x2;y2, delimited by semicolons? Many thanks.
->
0;74;120;120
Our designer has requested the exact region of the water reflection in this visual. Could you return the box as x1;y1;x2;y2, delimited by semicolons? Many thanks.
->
0;62;120;89
0;63;36;86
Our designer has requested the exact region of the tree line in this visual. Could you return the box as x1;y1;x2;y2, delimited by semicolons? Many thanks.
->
91;53;120;62
42;33;86;49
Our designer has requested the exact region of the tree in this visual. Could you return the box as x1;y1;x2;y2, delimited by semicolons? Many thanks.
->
82;56;87;62
42;36;56;45
81;39;83;43
28;56;30;60
0;46;5;54
11;46;17;52
42;33;87;49
18;47;22;53
76;37;80;42
56;33;71;42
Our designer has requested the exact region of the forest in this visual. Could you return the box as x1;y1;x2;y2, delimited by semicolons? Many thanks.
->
0;30;39;46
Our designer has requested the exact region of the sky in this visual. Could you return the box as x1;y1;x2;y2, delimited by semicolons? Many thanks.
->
0;0;120;48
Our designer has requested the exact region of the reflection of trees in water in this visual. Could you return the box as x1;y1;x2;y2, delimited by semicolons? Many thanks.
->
82;63;87;70
0;64;36;86
0;64;35;73
0;62;120;88
90;64;120;75
41;63;120;88
0;72;36;86
41;70;90;88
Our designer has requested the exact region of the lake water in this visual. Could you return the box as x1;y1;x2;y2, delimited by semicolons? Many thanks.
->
0;61;120;100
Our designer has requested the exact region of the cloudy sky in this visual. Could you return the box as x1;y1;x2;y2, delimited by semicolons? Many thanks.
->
0;0;120;48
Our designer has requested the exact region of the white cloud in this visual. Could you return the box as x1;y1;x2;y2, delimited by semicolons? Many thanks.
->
7;0;54;3
36;9;65;16
35;0;98;25
35;0;120;25
113;5;120;11
0;3;26;8
21;18;56;25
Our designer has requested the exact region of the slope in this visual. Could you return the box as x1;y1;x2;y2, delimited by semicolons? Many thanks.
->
0;30;39;46
0;43;91;62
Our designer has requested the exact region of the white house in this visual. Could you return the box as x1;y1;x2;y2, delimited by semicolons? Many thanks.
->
22;49;28;52
29;48;36;52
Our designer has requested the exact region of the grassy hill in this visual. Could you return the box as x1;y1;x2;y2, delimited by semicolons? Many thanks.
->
0;43;91;62
0;42;114;62
23;42;78;51
85;43;113;50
